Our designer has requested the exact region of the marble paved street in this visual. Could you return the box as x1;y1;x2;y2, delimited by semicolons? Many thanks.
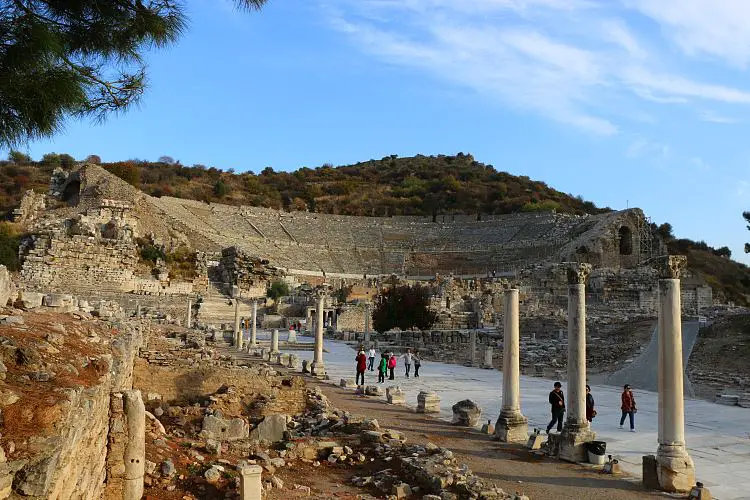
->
279;336;750;500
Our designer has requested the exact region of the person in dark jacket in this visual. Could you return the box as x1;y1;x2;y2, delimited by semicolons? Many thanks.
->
546;381;565;434
620;384;636;431
413;352;422;378
586;384;596;423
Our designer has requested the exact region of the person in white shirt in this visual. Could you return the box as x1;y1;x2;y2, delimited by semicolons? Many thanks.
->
367;347;376;371
401;348;414;378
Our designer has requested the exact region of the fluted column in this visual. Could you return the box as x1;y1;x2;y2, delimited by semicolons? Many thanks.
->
559;263;595;462
495;288;528;442
651;256;695;492
233;299;242;349
250;301;258;347
186;298;192;329
271;328;279;353
311;292;326;376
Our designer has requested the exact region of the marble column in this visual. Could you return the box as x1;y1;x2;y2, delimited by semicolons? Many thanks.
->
186;298;192;329
363;302;371;343
650;256;695;492
469;330;477;366
311;292;326;376
250;300;257;347
233;299;242;349
271;328;279;353
483;346;493;369
559;263;595;462
495;288;528;442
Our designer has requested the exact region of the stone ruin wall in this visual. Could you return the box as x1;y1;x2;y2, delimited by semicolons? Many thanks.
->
0;300;148;498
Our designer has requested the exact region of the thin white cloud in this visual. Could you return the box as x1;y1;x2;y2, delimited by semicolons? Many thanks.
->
700;111;737;124
627;138;670;159
626;0;750;68
690;157;712;170
324;0;750;136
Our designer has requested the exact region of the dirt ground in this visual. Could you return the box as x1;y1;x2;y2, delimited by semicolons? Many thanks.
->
307;379;666;500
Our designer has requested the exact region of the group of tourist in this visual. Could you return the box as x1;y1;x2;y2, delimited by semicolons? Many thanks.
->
546;382;638;433
354;347;423;385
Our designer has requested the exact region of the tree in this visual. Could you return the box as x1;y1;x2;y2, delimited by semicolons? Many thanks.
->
0;0;268;147
713;246;732;258
59;153;76;168
158;156;176;165
8;151;31;163
266;280;290;301
657;223;674;240
745;211;750;253
372;285;437;333
41;152;61;165
85;154;102;164
213;180;228;197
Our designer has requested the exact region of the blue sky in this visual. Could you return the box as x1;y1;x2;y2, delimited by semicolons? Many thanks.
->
6;0;750;263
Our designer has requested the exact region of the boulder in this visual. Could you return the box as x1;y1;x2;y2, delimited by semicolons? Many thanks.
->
201;415;249;441
451;399;481;427
365;385;383;396
249;414;287;443
42;293;74;308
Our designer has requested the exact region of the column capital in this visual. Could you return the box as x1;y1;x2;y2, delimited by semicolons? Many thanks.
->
566;262;592;285
651;255;687;279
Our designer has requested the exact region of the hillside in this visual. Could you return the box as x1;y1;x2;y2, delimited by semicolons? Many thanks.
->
1;152;749;305
0;153;608;219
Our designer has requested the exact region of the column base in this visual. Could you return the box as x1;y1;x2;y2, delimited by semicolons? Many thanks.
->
494;411;528;443
310;361;326;378
655;445;695;493
558;421;595;463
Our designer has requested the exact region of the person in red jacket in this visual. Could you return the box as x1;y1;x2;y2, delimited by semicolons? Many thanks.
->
355;348;367;386
620;384;636;432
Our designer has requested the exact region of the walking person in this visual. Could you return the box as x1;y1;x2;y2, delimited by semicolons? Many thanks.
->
388;352;397;380
586;385;596;423
355;348;367;386
401;349;413;378
620;384;637;432
546;381;565;434
367;346;376;371
414;351;422;378
377;353;388;383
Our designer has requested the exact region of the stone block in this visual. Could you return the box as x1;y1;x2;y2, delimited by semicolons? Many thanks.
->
558;426;596;463
201;415;249;441
43;293;74;308
451;399;481;427
288;354;300;370
249;414;287;443
495;412;529;443
642;455;660;490
16;291;44;310
0;266;13;307
525;432;544;450
392;482;412;498
386;386;405;404
417;391;440;413
365;385;383;396
340;379;354;388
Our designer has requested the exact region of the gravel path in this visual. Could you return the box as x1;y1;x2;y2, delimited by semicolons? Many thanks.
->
309;379;663;500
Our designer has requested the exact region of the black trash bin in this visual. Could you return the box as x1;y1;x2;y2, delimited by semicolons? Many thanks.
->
586;441;607;464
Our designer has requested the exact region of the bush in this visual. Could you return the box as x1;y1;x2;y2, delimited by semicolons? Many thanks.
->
214;180;228;197
8;151;31;163
267;280;290;300
0;222;21;271
139;244;165;263
373;284;437;332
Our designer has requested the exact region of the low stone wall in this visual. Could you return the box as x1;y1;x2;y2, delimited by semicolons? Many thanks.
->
133;362;307;416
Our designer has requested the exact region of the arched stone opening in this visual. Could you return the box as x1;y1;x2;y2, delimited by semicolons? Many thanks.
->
61;180;81;206
619;226;633;255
